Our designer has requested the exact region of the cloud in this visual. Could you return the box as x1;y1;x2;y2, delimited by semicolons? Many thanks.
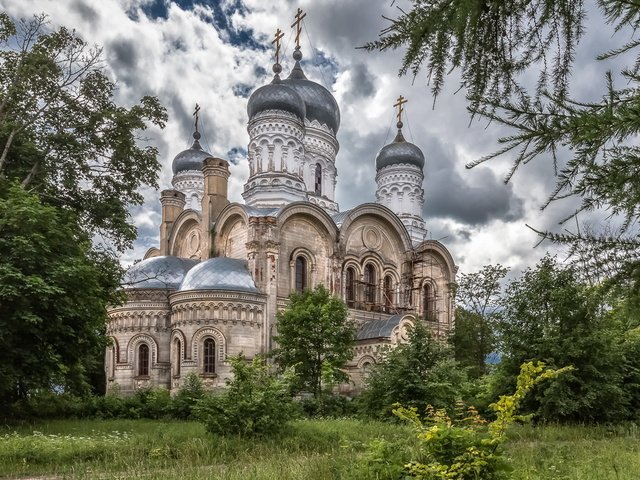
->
3;0;630;277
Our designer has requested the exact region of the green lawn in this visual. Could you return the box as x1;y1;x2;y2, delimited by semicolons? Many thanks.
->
0;419;638;479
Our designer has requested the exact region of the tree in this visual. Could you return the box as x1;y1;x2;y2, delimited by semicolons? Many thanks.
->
272;285;355;396
493;255;628;422
364;1;640;284
360;321;467;419
451;265;508;377
0;13;166;405
0;13;166;252
0;184;121;410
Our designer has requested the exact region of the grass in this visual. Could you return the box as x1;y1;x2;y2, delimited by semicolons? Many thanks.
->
0;419;639;479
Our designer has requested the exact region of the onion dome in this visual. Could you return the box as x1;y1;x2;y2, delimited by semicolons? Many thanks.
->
172;131;213;175
122;256;200;290
375;122;425;171
179;257;259;293
247;63;306;120
281;47;340;133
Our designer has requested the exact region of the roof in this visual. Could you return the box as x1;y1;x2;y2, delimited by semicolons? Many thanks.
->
241;205;282;217
356;314;404;341
179;257;259;293
331;209;353;228
123;256;200;290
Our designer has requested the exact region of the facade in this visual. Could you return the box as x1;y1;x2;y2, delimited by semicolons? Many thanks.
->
105;41;456;395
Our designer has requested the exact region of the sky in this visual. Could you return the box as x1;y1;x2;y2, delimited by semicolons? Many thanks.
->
2;0;633;277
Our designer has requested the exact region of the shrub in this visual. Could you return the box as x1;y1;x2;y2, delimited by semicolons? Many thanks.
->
169;372;206;420
393;362;572;479
195;355;297;436
359;322;468;419
299;393;356;418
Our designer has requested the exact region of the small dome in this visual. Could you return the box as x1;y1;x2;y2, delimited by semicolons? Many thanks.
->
179;257;259;293
375;127;425;171
281;59;340;133
247;76;306;120
123;256;200;290
172;133;213;175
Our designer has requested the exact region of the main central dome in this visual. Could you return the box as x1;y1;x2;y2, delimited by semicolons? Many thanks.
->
281;61;340;133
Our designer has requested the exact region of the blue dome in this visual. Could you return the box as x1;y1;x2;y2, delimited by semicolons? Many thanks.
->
179;257;259;293
172;135;213;175
281;61;340;133
375;129;425;171
123;256;200;290
247;77;306;120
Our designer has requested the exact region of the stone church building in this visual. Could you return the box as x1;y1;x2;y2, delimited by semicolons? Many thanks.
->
105;29;456;395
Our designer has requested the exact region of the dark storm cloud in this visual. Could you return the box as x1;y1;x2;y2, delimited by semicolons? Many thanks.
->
108;38;138;70
71;0;98;25
344;63;375;101
422;136;525;226
334;129;380;208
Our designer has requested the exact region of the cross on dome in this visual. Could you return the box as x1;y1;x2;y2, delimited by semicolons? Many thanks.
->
193;103;201;136
393;95;407;126
272;28;284;66
291;8;306;50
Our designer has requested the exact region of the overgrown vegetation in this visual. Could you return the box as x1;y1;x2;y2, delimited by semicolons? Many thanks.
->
195;355;297;436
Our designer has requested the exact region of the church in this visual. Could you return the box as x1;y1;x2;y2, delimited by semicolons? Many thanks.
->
105;12;456;395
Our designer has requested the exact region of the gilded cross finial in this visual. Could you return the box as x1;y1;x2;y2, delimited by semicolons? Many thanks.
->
272;28;284;65
291;8;306;49
393;95;407;124
193;103;201;133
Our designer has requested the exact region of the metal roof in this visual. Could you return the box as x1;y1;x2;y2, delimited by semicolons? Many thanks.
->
356;314;404;341
123;256;200;290
179;257;259;293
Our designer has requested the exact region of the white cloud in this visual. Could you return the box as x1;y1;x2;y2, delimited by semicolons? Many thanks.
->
2;0;628;276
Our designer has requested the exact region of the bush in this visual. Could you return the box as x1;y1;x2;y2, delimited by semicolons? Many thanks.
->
392;362;571;480
195;355;297;436
169;373;206;420
9;391;96;421
359;322;469;419
299;393;356;418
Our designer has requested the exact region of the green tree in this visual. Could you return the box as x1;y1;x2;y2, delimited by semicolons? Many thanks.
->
451;265;508;377
0;184;121;411
360;321;467;419
272;285;355;396
493;255;628;422
0;13;166;405
364;1;640;283
0;13;166;251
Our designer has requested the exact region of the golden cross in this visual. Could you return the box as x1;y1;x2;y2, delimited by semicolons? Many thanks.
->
393;95;408;123
193;103;200;133
272;28;284;64
291;8;306;49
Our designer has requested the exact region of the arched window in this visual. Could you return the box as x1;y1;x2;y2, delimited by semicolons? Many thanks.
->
423;284;436;321
203;338;216;374
295;256;307;293
173;339;181;377
384;275;394;309
364;264;377;304
138;344;149;376
345;267;356;306
314;163;322;195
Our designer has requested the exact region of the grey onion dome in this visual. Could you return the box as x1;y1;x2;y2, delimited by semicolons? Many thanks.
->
171;131;213;175
179;257;259;293
247;71;306;121
280;48;340;133
122;256;200;290
375;122;425;171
